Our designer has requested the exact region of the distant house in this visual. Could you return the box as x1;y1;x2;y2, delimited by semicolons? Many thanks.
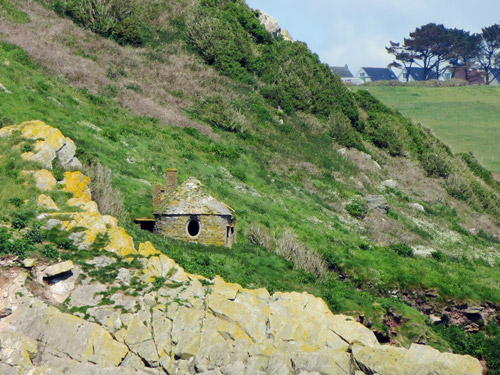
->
450;67;485;85
356;67;398;83
397;67;452;82
330;65;353;79
488;69;500;86
330;65;363;84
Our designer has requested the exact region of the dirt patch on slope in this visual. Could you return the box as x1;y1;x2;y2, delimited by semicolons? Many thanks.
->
0;1;230;137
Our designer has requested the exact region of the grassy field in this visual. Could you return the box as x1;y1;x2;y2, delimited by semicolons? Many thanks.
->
363;85;500;173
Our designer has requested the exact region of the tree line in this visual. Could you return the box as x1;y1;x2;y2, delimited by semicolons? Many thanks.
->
387;23;500;84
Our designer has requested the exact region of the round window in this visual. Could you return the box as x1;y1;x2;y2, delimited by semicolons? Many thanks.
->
187;219;200;237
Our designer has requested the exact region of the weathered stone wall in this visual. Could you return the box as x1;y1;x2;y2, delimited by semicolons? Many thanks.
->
155;214;234;247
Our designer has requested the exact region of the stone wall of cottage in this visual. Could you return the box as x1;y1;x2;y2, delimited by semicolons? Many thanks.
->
154;214;236;247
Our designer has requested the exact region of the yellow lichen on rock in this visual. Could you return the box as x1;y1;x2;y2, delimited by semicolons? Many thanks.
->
1;120;78;169
63;171;92;204
37;194;59;211
143;253;189;283
20;120;66;150
138;241;162;257
104;227;138;257
33;169;57;191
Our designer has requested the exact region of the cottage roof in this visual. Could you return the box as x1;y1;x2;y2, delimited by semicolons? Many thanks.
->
361;67;398;81
330;65;353;78
404;67;438;81
156;177;234;216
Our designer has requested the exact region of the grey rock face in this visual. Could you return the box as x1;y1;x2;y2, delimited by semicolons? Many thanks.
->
364;195;389;213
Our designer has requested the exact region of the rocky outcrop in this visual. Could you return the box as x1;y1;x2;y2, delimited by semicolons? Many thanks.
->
0;120;82;169
256;10;294;42
364;195;390;214
0;122;483;374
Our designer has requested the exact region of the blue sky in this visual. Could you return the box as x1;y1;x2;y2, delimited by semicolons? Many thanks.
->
245;0;500;75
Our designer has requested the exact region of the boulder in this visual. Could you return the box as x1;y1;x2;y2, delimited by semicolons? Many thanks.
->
37;194;59;210
22;258;37;268
364;195;389;213
33;169;58;190
409;202;425;212
0;82;12;94
381;179;397;189
43;261;74;278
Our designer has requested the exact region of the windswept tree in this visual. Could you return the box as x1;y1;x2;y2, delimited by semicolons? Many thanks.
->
388;23;454;80
447;29;481;80
477;24;500;84
386;41;417;82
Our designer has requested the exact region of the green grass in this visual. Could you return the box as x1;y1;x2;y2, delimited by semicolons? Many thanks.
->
0;0;30;24
363;85;500;173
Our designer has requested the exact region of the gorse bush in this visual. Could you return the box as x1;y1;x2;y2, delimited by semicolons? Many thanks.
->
327;113;365;150
186;0;359;123
51;0;144;45
419;152;451;178
346;198;368;219
445;175;472;201
197;96;249;133
389;243;414;257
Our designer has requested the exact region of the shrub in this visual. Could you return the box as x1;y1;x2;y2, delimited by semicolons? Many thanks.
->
327;113;365;151
8;197;24;207
24;228;44;244
84;162;125;219
389;243;414;257
459;152;499;189
11;217;26;229
3;239;34;258
346;198;368;219
186;5;254;83
0;228;12;252
445;175;472;201
275;229;326;277
419;152;451;178
247;223;273;249
21;142;34;153
198;96;249;133
431;250;445;261
40;244;59;260
52;0;144;46
366;114;405;156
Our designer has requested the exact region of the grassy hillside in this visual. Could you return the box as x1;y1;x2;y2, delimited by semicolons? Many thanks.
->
363;85;500;173
1;0;500;370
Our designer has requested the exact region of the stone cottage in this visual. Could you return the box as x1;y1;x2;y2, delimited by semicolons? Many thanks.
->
152;169;237;248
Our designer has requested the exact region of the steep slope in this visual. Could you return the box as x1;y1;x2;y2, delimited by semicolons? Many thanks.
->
0;121;482;374
357;84;500;173
1;0;500;371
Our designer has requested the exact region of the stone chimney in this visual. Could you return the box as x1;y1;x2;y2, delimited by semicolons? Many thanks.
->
153;184;164;209
166;168;178;194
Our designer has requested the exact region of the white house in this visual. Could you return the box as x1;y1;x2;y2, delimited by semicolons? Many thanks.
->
355;67;398;83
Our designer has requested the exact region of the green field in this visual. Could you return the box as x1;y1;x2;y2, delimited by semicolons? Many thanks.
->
363;85;500;173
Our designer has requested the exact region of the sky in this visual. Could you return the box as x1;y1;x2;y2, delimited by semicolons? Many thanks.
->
245;0;500;75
